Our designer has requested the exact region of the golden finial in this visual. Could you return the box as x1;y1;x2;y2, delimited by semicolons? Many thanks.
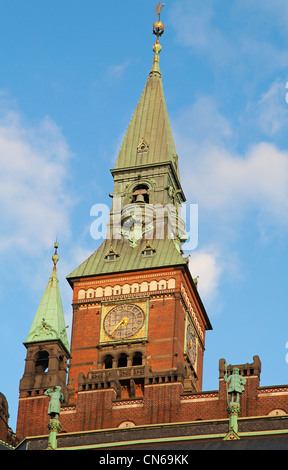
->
153;3;165;41
52;240;59;268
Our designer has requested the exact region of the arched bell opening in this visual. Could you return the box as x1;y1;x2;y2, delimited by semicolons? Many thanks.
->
131;184;149;204
34;350;49;373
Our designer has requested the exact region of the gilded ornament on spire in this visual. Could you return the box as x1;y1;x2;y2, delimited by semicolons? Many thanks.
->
153;2;165;52
155;2;165;17
52;241;59;267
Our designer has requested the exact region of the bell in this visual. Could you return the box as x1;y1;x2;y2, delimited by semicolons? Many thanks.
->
135;194;145;203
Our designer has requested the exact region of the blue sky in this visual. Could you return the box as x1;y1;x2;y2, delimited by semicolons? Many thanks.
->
1;0;288;432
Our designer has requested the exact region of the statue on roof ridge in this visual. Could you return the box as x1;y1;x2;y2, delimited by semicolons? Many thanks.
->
224;366;247;405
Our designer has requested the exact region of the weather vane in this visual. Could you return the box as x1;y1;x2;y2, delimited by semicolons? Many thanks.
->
155;2;165;21
52;240;59;267
153;3;165;39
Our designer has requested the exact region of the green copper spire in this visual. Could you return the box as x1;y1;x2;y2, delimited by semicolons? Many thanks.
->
67;6;188;283
25;242;70;356
114;7;181;184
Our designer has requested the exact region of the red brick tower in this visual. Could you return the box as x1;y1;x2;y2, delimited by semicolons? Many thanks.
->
16;11;212;440
65;14;212;431
16;243;71;440
15;9;288;448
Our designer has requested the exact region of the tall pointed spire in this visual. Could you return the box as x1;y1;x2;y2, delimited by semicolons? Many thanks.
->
114;3;181;185
25;242;70;356
67;4;188;282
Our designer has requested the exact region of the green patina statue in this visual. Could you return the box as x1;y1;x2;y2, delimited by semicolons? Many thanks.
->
223;365;247;440
224;367;247;404
44;386;64;450
44;386;64;419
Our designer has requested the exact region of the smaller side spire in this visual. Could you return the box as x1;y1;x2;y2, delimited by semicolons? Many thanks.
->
24;242;70;356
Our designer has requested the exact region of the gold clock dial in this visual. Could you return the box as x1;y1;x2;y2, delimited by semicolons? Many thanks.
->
103;304;145;340
186;323;197;365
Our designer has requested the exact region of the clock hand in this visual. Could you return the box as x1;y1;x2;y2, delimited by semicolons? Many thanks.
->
110;320;122;335
111;317;130;334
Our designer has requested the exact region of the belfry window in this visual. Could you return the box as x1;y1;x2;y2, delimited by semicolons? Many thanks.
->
131;184;149;204
132;352;143;366
35;350;49;373
103;355;113;369
118;353;128;368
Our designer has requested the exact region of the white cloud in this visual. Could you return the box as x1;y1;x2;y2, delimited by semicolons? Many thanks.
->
173;95;288;232
108;60;130;80
174;91;288;308
181;141;288;231
246;79;288;136
169;0;288;75
168;1;233;64
0;103;73;254
188;248;222;306
173;96;232;145
234;0;288;38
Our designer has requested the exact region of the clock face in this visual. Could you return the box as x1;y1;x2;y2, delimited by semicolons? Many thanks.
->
186;323;197;365
103;304;146;340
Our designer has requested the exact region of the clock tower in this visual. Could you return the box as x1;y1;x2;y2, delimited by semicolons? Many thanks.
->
66;10;212;427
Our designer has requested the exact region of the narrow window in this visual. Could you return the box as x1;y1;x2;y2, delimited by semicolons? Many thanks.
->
118;353;128;368
35;351;49;373
103;355;113;369
132;352;142;366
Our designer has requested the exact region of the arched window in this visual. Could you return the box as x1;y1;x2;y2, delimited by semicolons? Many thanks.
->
122;284;130;294
131;184;149;204
113;285;121;295
150;280;157;291
104;286;112;296
34;350;49;373
118;421;136;428
268;409;287;416
118;353;128;368
78;289;86;300
168;278;176;289
95;287;103;297
140;282;149;292
87;288;94;298
131;283;139;293
103;355;114;369
132;352;142;366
